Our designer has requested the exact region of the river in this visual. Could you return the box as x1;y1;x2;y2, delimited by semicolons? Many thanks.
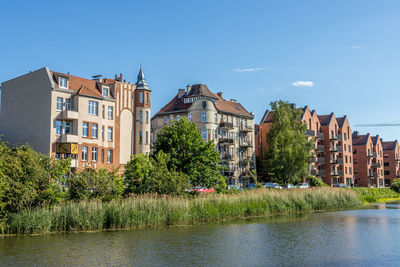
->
1;203;400;266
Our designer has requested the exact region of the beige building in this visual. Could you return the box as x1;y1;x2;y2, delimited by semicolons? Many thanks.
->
151;84;255;186
0;67;151;171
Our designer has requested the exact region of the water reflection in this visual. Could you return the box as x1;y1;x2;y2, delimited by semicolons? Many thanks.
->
1;209;400;266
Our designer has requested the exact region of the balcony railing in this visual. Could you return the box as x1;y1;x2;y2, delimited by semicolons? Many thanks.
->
240;141;252;148
367;153;373;158
60;134;79;143
240;125;253;133
317;145;324;152
318;157;325;164
337;158;343;165
368;173;378;178
306;129;315;137
219;138;234;145
373;152;377;158
337;146;343;153
371;162;381;168
319;170;326;177
221;155;234;162
317;132;324;139
220;121;233;130
337;135;343;141
331;170;343;176
240;157;253;164
61;110;79;120
329;135;338;141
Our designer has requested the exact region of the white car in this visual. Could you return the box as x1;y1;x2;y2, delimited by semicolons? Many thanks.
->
297;183;309;189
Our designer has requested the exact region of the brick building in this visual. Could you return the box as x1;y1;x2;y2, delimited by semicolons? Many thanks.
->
0;67;151;171
382;140;400;186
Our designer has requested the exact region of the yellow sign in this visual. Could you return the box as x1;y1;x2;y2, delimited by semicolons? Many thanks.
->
56;143;79;154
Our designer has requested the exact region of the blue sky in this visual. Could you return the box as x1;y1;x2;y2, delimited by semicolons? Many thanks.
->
1;0;400;140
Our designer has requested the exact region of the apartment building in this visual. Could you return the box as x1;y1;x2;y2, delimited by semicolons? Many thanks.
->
151;84;255;186
352;132;384;187
255;107;354;186
0;67;151;171
382;140;400;186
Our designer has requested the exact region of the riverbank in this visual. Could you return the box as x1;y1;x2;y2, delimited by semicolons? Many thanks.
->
3;188;362;235
352;187;400;203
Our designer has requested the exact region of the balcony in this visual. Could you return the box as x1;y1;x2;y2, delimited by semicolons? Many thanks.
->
60;134;79;143
319;170;326;177
373;152;377;158
330;158;339;165
371;162;381;168
367;153;374;158
220;121;233;130
331;170;343;177
240;141;252;148
329;135;338;141
61;110;79;120
219;138;234;146
221;155;234;162
306;129;315;137
240;125;253;133
368;173;378;178
337;146;343;153
317;145;324;152
318;157;325;164
241;171;251;177
337;135;343;141
330;146;339;152
337;158;343;165
317;132;324;139
240;157;253;164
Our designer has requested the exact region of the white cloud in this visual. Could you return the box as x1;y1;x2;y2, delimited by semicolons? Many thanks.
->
291;81;314;87
234;67;267;72
351;45;361;49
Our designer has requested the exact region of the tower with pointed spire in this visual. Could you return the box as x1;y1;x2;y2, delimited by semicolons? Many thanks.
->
133;65;151;154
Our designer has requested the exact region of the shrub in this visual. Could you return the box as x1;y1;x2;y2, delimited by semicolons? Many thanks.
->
307;176;328;187
391;178;400;193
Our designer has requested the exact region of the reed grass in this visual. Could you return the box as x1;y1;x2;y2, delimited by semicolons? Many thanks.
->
4;188;362;235
352;187;400;203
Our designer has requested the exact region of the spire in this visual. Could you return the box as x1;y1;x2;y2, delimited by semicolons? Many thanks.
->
136;65;149;90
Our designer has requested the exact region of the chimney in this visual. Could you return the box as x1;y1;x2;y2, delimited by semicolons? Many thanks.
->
115;73;123;82
353;131;359;138
178;89;185;98
217;92;223;97
230;99;237;102
186;84;191;92
91;75;103;82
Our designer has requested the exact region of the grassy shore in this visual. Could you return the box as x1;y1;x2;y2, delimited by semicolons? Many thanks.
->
3;188;362;235
352;187;400;203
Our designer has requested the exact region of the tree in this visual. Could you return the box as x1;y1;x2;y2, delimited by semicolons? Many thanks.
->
124;153;153;194
153;117;226;190
263;101;314;185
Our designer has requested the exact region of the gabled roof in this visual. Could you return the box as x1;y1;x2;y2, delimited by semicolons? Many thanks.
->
155;84;252;117
371;135;381;146
382;140;398;151
352;133;370;146
336;116;347;128
317;113;334;126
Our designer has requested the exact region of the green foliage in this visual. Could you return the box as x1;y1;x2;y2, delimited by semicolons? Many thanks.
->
353;187;400;202
153;117;225;189
4;188;362;234
263;101;314;185
307;176;328;187
391;178;400;193
124;153;153;194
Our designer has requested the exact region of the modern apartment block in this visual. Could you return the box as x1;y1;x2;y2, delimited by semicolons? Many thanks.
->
352;132;384;187
151;84;255;186
382;140;400;186
256;107;354;186
0;67;151;171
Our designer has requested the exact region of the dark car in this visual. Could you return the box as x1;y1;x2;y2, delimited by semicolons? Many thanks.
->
246;183;257;190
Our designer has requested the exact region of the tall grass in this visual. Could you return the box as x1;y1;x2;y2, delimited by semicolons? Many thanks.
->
352;187;400;203
4;188;362;235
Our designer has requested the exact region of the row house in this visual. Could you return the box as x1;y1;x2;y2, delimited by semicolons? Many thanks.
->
151;84;255;186
0;67;151;172
382;140;400;187
352;132;384;187
256;106;354;186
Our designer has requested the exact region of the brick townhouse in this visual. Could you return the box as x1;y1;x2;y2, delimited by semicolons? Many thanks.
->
0;67;151;172
151;84;255;186
382;140;400;187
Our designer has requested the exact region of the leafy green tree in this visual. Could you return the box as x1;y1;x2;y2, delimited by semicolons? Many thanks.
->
153;117;226;190
391;178;400;193
124;153;153;194
263;101;314;185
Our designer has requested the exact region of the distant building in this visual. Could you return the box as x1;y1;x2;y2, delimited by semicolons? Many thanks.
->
0;67;151;171
256;106;354;186
352;132;384;187
382;140;400;187
151;84;255;186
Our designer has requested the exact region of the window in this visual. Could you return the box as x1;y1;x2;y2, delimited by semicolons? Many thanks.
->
92;147;98;162
139;92;143;103
64;121;71;134
230;116;233;123
214;113;218;123
146;111;149;124
385;171;390;175
202;112;207;122
164;116;167;124
102;105;105;119
384;162;389;167
107;150;112;163
82;146;88;161
188;113;192;121
215;130;218;139
177;115;180;121
88;101;98;115
146;92;149;104
92;124;98;138
344;133;347;141
146;131;149;145
101;149;104;163
108;106;113;120
59;77;68;88
345;155;348;163
65;98;73;110
82;122;88;137
56;97;63;111
102;126;105;140
139;111;143;123
107;127;113;141
56;120;62;135
201;129;207;140
139;131;143;144
102;87;109;97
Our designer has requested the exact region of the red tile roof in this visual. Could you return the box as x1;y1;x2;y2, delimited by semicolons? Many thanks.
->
382;141;397;150
353;134;370;146
317;114;332;125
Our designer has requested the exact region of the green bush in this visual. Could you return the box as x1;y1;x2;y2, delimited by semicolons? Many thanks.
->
307;176;328;187
391;178;400;193
352;187;400;202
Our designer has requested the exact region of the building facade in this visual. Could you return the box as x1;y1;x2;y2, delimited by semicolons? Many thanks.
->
382;140;400;186
151;84;255;186
0;67;151;171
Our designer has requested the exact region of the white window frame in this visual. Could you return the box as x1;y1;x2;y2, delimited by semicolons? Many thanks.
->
56;97;63;111
56;120;62;135
202;112;207;122
108;106;113;120
92;124;98;139
65;98;73;111
82;146;88;161
102;87;109;97
107;150;112;163
201;129;207;140
59;77;68;88
88;101;98;115
82;122;88;137
92;147;98;162
64;121;72;134
107;127;113;141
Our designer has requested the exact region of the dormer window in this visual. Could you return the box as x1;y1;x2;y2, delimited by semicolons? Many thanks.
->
102;87;109;97
59;77;68;88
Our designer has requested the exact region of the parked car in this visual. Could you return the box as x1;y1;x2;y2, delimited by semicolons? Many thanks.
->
333;183;348;188
227;185;243;191
297;183;309;189
246;183;257;190
283;184;295;189
264;183;282;189
192;187;215;194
